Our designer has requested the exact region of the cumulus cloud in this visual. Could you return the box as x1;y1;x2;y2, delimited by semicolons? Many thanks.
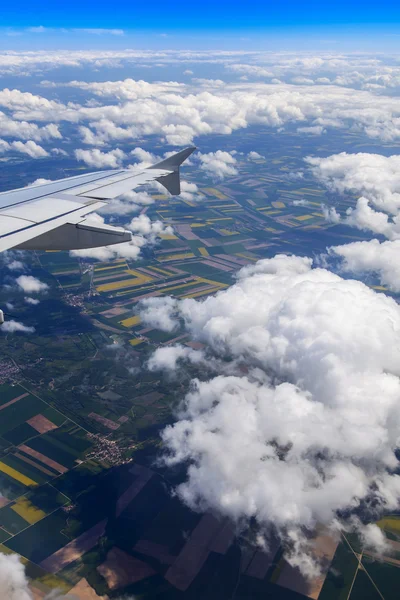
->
140;254;400;572
180;180;204;202
75;147;125;168
307;152;400;239
7;66;400;147
1;320;34;334
329;238;400;292
28;177;52;186
99;189;155;216
292;199;310;207
297;125;325;135
139;296;179;332
4;259;24;271
247;151;264;159
228;64;274;78
0;139;49;158
321;204;341;224
1;50;400;92
127;214;173;238
71;238;148;261
11;140;48;158
198;150;237;179
24;297;40;305
15;275;48;293
0;552;32;600
130;147;158;166
148;344;205;371
0;550;95;599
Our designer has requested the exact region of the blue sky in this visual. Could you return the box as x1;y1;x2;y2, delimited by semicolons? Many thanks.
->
3;0;400;29
2;0;400;50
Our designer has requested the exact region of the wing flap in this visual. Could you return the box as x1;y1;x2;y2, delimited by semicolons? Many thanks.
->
0;199;106;252
16;219;132;251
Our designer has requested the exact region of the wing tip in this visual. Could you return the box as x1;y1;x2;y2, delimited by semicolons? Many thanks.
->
148;146;196;171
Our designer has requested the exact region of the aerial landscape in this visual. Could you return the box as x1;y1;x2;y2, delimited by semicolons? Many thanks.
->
1;2;400;599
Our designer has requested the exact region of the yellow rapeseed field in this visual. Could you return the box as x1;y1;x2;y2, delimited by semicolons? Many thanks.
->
0;462;38;487
377;516;400;534
120;315;141;328
94;260;127;271
295;215;314;221
12;497;46;524
96;271;152;292
158;252;195;262
202;188;228;199
220;229;238;236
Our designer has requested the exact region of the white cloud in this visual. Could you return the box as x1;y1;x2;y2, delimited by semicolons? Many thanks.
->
228;64;274;78
140;254;400;572
180;180;204;202
130;147;158;167
329;238;400;292
0;552;32;600
0;139;49;158
74;148;125;168
16;275;48;293
5;259;24;271
0;50;398;93
27;26;47;33
297;125;325;135
74;28;124;36
247;151;264;159
292;199;310;206
28;177;52;186
11;140;48;158
7;68;400;147
127;214;173;237
321;204;341;224
71;241;142;261
198;150;237;179
307;152;400;239
24;297;40;305
359;523;390;555
99;190;155;216
148;345;205;371
1;320;34;334
139;296;179;332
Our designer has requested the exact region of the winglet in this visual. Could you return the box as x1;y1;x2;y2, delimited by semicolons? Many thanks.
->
147;146;196;195
148;146;196;171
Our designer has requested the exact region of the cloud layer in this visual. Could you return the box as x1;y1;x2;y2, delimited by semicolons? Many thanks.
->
140;255;400;571
0;552;32;600
307;152;400;239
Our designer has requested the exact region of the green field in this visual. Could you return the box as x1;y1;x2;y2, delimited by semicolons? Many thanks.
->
0;394;48;435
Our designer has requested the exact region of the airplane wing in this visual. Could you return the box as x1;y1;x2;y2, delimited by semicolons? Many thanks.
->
0;146;195;252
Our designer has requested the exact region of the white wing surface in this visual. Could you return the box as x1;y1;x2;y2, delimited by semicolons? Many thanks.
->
0;147;195;252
